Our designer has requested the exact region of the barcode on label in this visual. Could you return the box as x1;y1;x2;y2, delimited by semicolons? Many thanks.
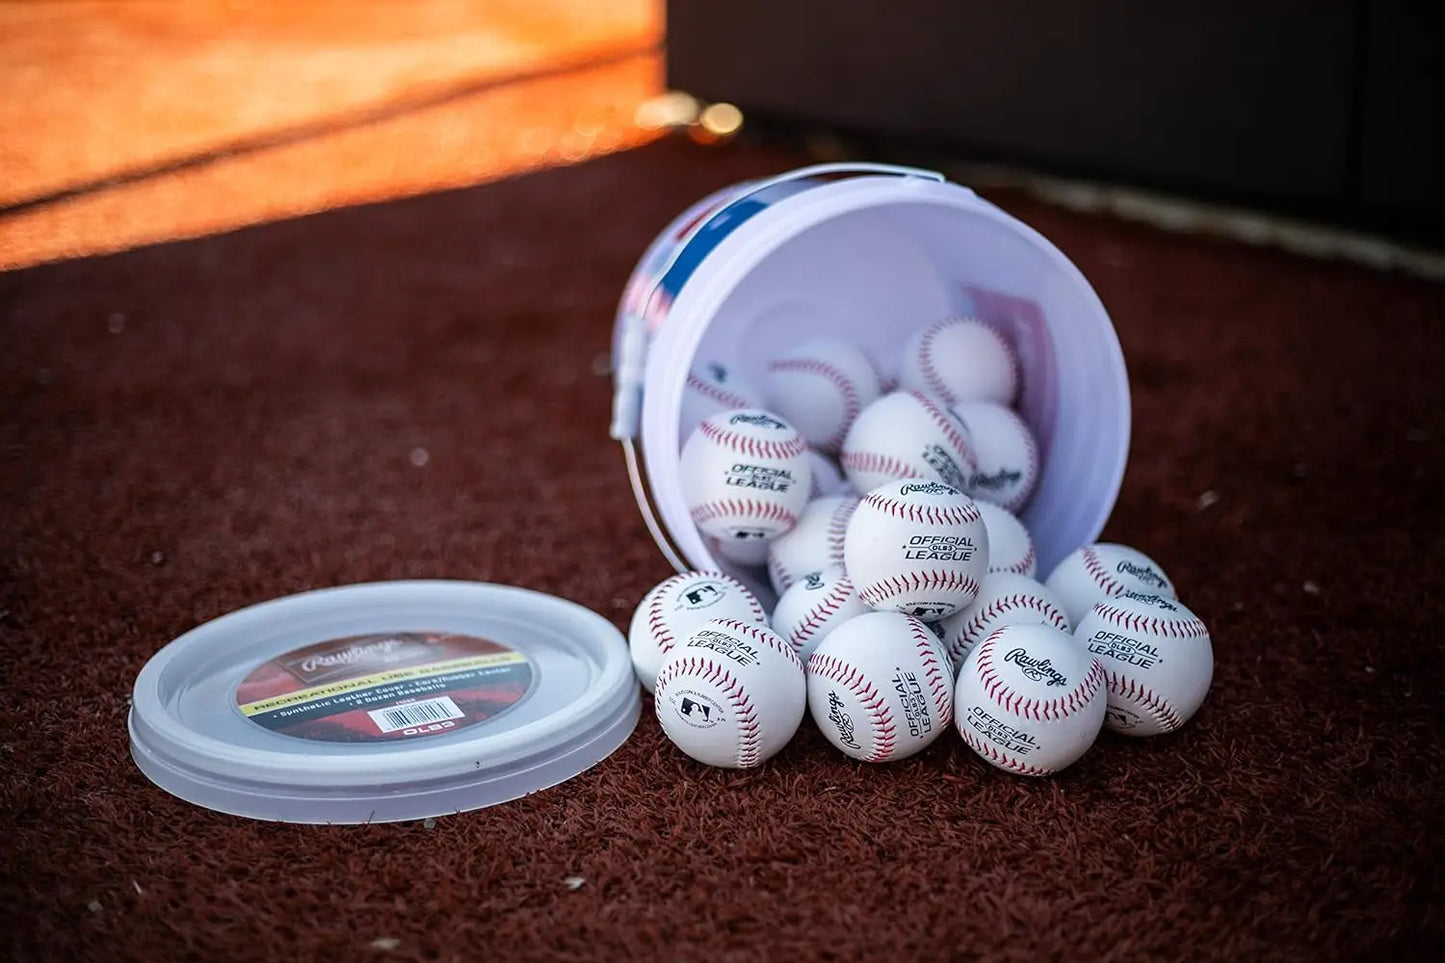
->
367;696;465;733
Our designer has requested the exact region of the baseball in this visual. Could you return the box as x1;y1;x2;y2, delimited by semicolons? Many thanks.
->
680;360;762;442
769;564;870;663
937;571;1072;672
654;617;806;768
763;337;884;453
628;571;768;692
766;493;859;595
844;480;989;621
899;317;1020;407
806;611;953;763
974;501;1036;577
954;623;1106;776
840;390;978;495
1044;543;1177;626
952;402;1039;513
1074;591;1213;737
681;409;812;549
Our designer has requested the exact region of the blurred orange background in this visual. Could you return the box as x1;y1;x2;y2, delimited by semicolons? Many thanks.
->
0;0;664;270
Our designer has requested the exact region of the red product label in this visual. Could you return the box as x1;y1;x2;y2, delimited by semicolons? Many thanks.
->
235;632;533;743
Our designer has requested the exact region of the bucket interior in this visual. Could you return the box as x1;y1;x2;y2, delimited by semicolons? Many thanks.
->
642;188;1128;598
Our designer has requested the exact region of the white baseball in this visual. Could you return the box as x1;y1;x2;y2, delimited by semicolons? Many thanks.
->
952;402;1040;513
628;571;767;693
681;410;812;549
807;448;852;498
954;623;1106;776
806;611;953;763
766;494;859;595
1074;591;1213;737
844;480;989;621
974;501;1036;577
769;564;870;663
1044;543;1177;626
899;317;1020;407
937;572;1072;672
839;390;979;494
680;360;762;442
763;337;884;453
654;617;806;768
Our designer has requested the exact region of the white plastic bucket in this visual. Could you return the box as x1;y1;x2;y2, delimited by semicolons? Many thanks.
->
610;163;1129;599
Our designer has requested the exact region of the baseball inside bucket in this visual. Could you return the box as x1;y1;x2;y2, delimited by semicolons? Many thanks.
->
610;163;1129;601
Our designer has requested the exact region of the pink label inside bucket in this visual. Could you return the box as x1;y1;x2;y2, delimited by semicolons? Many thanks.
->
962;285;1056;454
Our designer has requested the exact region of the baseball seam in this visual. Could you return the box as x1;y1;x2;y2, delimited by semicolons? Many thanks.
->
698;419;807;461
825;497;859;560
783;577;854;654
858;570;979;609
975;633;1105;722
956;722;1052;776
710;617;803;670
908;619;954;728
686;373;753;412
767;358;859;452
655;656;761;768
1105;671;1183;731
840;450;922;485
910;391;979;473
806;652;896;762
1091;603;1208;639
692;499;798;529
959;593;1071;652
861;489;980;527
916;320;956;403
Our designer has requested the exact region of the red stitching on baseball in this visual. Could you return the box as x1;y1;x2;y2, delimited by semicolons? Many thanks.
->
908;619;953;728
767;552;793;594
825;496;859;560
861;488;980;526
686;372;753;412
915;319;955;403
1091;602;1208;640
646;574;764;655
840;450;921;485
1082;547;1133;599
767;358;860;452
857;570;979;609
974;633;1104;722
957;593;1070;658
691;499;798;529
1105;671;1183;731
698;419;807;461
807;652;897;761
781;575;855;654
909;391;978;474
710;617;803;670
956;722;1051;776
655;656;762;767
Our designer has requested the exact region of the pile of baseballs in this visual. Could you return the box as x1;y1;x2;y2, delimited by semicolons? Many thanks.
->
631;317;1214;776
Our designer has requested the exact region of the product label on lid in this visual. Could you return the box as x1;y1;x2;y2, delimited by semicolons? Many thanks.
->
235;632;534;742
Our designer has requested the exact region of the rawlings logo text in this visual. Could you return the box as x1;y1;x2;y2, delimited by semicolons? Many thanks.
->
1117;561;1169;589
299;638;407;673
729;412;786;430
899;481;957;497
1003;648;1068;687
827;690;861;749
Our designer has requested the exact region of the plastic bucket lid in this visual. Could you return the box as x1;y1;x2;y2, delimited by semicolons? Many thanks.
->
129;580;640;824
609;163;1129;597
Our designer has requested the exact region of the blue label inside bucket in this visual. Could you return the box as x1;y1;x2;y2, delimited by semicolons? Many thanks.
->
642;179;816;330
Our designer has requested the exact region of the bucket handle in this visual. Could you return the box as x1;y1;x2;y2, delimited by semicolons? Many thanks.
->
612;162;945;573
